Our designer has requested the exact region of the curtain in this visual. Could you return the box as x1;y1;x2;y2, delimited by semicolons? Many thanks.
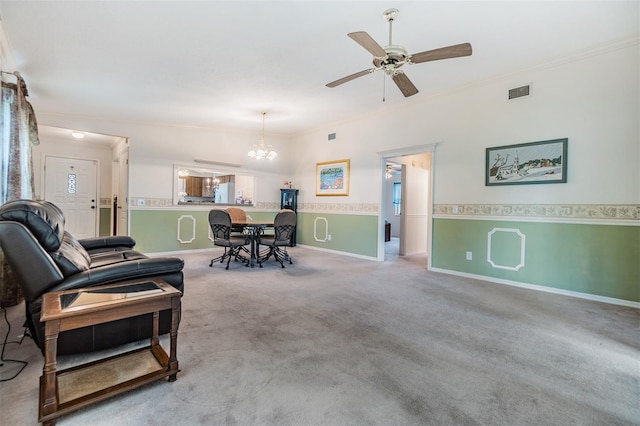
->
0;72;40;307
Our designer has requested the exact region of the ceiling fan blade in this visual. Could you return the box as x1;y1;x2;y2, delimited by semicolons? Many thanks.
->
326;69;375;88
392;72;419;97
409;42;472;64
348;31;387;58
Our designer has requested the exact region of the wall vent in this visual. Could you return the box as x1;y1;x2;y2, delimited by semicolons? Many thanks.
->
508;84;530;100
328;133;336;140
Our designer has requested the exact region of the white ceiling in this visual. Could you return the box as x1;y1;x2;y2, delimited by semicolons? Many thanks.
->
1;1;638;136
34;125;123;147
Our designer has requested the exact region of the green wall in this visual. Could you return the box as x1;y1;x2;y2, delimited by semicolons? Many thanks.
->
432;218;640;302
129;209;378;258
99;208;111;236
297;212;378;258
128;210;638;302
130;209;279;253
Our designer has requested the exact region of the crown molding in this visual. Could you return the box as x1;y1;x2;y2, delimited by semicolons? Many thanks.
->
0;16;16;71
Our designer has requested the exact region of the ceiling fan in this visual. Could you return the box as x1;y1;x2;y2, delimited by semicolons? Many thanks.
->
326;8;472;97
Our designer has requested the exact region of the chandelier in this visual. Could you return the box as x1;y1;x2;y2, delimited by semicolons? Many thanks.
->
204;176;220;193
248;112;277;160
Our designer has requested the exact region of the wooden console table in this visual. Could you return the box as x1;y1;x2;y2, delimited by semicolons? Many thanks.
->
38;278;181;425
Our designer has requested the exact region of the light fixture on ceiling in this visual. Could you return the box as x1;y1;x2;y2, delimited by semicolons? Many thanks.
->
247;112;277;161
385;165;393;180
71;131;85;139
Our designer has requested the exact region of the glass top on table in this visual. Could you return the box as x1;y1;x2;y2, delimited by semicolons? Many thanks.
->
60;281;166;310
231;220;273;226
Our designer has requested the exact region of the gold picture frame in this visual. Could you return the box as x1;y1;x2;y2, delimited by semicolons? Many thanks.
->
316;159;350;196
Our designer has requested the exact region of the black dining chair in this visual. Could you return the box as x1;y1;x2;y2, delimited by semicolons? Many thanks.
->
257;210;296;268
208;209;250;269
226;207;251;256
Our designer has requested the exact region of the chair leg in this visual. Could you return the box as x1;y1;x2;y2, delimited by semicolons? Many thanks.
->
219;246;249;269
282;247;292;264
210;247;229;267
275;247;292;267
225;247;235;270
257;245;274;267
273;247;285;268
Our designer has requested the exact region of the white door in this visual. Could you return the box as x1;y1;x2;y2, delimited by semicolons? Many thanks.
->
44;156;98;239
116;148;129;236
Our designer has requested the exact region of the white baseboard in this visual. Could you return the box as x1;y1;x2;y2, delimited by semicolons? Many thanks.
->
295;244;378;261
147;247;213;256
429;267;640;308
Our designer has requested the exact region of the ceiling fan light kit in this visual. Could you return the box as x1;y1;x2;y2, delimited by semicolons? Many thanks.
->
327;8;472;98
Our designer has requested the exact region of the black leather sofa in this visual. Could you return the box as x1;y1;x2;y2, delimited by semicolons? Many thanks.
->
0;199;184;355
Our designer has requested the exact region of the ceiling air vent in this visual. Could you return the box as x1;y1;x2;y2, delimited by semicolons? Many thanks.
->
328;133;336;141
508;84;530;100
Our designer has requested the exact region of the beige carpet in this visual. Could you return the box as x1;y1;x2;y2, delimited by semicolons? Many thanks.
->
1;245;638;425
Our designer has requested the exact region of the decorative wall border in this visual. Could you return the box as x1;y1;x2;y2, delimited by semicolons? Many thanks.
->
255;202;280;210
128;200;638;220
299;202;379;214
128;198;379;214
130;197;173;207
434;204;639;221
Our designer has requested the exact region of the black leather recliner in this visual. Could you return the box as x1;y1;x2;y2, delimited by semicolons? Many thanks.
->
0;199;185;355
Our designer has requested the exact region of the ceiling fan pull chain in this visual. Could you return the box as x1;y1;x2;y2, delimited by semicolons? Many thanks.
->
382;72;387;102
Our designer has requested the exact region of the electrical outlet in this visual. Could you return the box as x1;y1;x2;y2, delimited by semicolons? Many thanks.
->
466;251;472;260
136;199;145;206
327;234;332;241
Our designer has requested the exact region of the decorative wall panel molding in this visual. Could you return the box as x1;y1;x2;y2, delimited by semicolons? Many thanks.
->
487;228;526;271
177;215;196;244
314;217;329;242
434;204;639;221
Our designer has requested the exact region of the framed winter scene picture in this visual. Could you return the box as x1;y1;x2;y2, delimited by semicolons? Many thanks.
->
486;138;568;186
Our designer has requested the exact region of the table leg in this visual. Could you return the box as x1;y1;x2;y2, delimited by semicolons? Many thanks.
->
252;234;257;267
168;296;180;382
151;311;159;348
40;319;60;421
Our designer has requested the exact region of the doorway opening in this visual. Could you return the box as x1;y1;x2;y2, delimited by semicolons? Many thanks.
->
34;125;129;238
383;161;402;259
378;144;435;263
